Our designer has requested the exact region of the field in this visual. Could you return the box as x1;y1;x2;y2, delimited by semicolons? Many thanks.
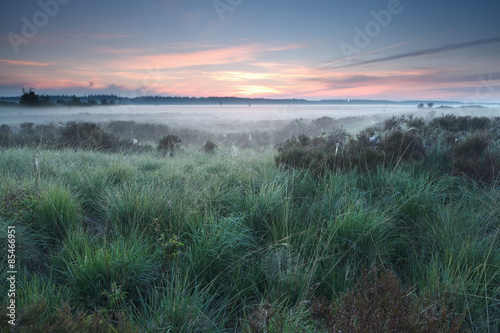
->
0;112;499;332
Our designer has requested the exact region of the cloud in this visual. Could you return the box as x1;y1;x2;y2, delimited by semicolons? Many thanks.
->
327;36;500;70
95;47;144;55
114;43;303;70
0;59;51;66
44;33;131;40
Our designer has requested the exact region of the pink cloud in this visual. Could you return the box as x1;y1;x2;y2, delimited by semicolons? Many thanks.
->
0;59;51;66
116;45;264;70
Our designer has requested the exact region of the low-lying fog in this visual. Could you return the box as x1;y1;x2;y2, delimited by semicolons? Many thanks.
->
1;104;498;134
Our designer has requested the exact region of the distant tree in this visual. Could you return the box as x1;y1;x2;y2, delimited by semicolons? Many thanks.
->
71;95;81;105
39;95;51;106
427;102;434;108
417;103;424;108
101;99;108;105
87;99;97;105
19;87;40;106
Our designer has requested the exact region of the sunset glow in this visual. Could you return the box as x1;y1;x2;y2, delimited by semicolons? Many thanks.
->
1;1;499;102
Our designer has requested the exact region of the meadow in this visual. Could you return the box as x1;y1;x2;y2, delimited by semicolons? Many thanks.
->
0;113;499;332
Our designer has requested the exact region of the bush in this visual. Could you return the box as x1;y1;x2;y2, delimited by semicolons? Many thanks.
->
276;128;425;174
203;140;217;154
157;134;181;156
8;300;138;333
430;115;491;132
380;130;425;162
275;114;499;183
275;132;347;174
311;265;463;332
0;124;12;147
452;132;499;183
60;122;119;151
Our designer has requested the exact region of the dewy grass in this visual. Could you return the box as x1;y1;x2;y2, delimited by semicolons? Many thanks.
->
17;270;71;314
0;218;51;273
98;181;173;235
132;273;221;332
32;184;81;242
183;214;255;295
51;227;161;308
0;117;498;333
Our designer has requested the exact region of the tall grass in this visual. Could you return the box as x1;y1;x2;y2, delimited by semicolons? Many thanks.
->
51;227;162;309
132;273;222;332
0;141;498;331
33;184;81;242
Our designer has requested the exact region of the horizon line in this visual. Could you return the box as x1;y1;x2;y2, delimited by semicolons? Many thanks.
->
0;94;480;104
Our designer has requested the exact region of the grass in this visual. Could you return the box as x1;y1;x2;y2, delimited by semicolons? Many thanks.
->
51;228;162;309
0;116;498;332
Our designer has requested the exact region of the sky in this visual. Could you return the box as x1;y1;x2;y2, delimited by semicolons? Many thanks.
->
0;0;499;102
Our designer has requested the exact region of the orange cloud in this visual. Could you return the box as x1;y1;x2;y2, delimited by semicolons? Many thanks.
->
110;43;307;71
114;45;264;70
0;59;51;66
233;85;283;96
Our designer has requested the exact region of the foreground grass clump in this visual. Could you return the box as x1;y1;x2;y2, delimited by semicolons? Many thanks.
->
33;185;81;242
51;229;162;309
0;115;498;332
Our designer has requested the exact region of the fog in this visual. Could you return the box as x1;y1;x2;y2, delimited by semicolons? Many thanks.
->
1;104;498;134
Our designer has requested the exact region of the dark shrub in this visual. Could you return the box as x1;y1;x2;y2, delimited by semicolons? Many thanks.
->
275;127;426;174
158;134;181;156
203;140;217;154
311;265;463;332
469;117;491;131
383;115;425;131
454;133;489;158
452;133;499;183
275;134;340;174
34;124;58;147
430;115;492;133
20;122;35;135
0;124;12;147
380;130;425;161
60;122;118;151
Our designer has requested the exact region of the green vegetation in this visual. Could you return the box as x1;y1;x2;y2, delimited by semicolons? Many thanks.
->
276;115;500;183
0;114;499;332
